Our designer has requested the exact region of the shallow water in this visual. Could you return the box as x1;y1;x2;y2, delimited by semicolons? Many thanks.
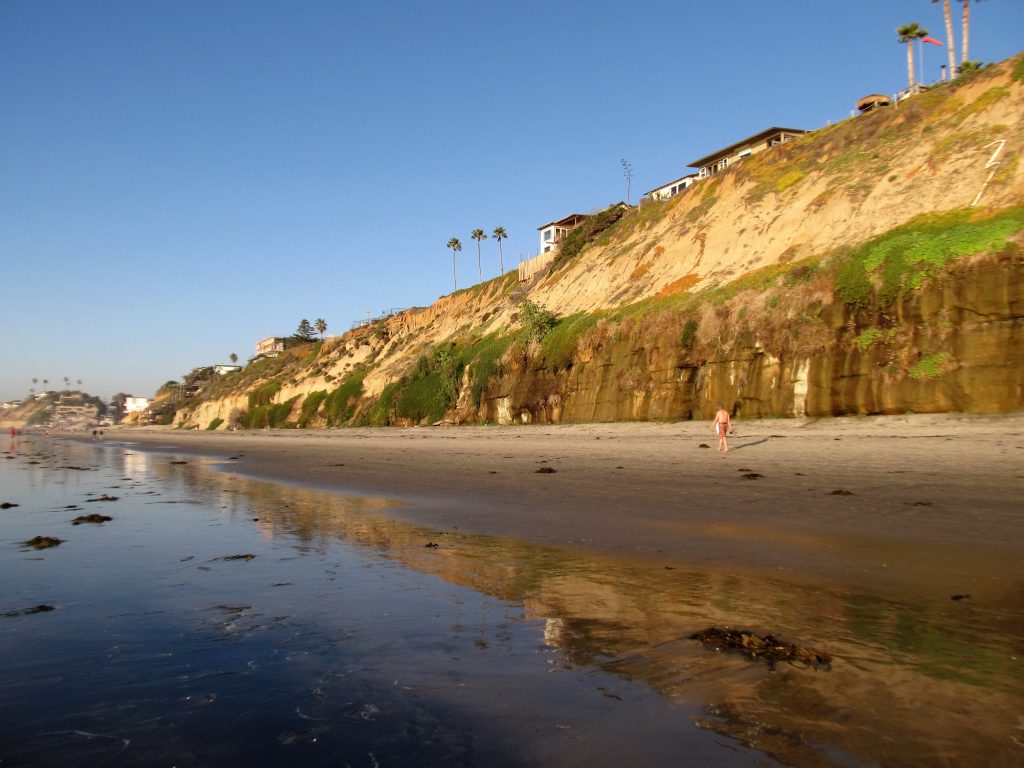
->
1;437;1022;767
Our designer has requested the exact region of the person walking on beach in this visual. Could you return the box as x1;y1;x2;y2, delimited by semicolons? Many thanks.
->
711;405;733;452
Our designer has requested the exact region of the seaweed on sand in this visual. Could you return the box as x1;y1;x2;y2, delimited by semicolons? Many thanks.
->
691;627;832;670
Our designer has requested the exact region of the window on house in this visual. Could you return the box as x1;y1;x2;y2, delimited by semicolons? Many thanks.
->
543;230;552;241
543;246;551;253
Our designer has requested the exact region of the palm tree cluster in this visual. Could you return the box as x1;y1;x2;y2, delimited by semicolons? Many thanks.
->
906;0;985;88
446;227;508;291
29;376;85;395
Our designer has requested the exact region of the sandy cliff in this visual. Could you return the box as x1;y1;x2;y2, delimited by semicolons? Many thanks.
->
176;54;1024;429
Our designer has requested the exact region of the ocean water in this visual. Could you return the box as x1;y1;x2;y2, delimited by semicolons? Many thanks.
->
1;436;1022;767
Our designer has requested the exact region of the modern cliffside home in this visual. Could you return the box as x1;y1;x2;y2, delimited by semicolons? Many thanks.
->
689;127;808;179
256;336;287;357
537;212;590;255
645;173;699;202
521;203;632;282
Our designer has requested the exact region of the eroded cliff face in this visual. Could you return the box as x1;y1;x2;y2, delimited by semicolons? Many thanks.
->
473;252;1023;423
174;55;1024;430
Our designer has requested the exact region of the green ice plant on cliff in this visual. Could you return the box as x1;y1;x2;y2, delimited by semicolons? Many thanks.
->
909;352;953;380
395;345;462;424
323;371;365;426
835;206;1024;307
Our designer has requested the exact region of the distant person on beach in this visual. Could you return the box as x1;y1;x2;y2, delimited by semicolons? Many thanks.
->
711;405;733;452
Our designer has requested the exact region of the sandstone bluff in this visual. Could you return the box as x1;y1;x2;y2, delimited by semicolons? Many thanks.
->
177;54;1024;430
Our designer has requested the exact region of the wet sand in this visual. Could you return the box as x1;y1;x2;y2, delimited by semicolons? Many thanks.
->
16;416;1024;766
110;413;1024;602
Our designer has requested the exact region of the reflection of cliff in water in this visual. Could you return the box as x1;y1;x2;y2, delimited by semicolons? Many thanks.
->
164;457;1024;768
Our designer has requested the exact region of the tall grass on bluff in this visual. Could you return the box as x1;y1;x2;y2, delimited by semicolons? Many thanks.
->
298;390;328;428
244;395;299;429
323;371;365;426
394;345;462;424
467;333;514;408
835;206;1024;306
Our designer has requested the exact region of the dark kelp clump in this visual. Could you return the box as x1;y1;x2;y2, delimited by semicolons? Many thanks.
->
5;604;56;617
25;536;63;550
691;627;831;670
71;514;112;525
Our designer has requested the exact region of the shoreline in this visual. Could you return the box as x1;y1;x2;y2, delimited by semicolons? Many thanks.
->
76;412;1024;602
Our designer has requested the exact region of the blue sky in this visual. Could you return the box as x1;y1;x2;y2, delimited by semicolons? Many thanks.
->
2;0;1021;402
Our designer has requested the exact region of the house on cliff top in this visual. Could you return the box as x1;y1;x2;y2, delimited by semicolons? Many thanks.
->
645;173;699;202
689;127;808;179
521;202;631;281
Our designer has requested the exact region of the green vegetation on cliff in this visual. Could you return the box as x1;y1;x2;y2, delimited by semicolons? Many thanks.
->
836;206;1024;306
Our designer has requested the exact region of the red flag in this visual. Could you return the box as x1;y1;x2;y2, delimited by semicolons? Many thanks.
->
922;37;943;46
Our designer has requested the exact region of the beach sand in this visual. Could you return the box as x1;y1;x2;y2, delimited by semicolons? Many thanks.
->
108;412;1024;602
27;413;1023;766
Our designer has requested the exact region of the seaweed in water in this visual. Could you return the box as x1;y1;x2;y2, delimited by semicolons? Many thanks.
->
213;554;256;561
85;495;119;503
691;627;831;670
25;536;63;550
1;502;19;509
72;514;113;525
4;604;56;617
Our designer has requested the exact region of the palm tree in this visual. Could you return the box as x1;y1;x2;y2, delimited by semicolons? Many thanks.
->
932;0;957;79
43;379;49;389
229;353;238;365
63;376;69;389
315;318;327;339
447;237;462;291
471;228;487;281
76;379;82;388
492;227;508;274
897;23;928;91
961;0;984;66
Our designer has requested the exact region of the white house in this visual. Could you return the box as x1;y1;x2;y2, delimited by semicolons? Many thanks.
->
256;336;287;357
645;173;698;202
124;397;150;415
214;364;242;375
689;127;808;179
537;212;590;256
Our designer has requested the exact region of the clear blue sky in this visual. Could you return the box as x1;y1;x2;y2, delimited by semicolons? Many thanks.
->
2;0;1021;402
